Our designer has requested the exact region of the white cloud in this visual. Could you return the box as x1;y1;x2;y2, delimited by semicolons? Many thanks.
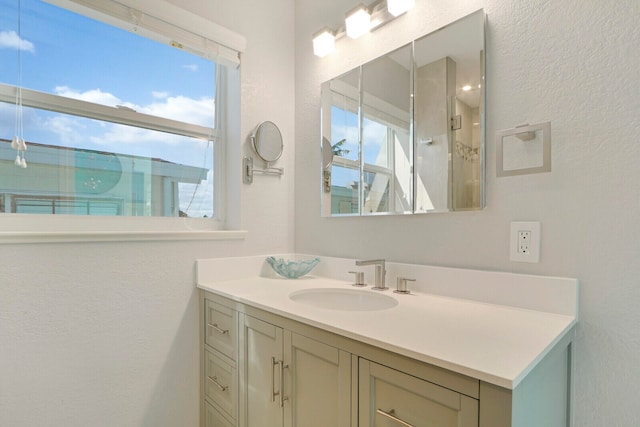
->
0;103;16;134
139;95;214;126
362;119;386;146
43;115;88;146
183;64;198;72
0;30;35;53
53;86;214;128
55;86;122;107
152;91;169;99
89;123;197;147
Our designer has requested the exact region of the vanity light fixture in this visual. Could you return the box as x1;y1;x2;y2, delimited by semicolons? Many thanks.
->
313;28;336;57
313;0;415;58
387;0;415;17
462;85;472;91
345;3;371;39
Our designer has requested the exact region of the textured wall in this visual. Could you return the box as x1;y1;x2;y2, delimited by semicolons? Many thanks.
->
0;0;295;426
295;0;640;425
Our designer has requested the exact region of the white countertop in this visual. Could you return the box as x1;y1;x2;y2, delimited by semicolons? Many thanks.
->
197;275;576;389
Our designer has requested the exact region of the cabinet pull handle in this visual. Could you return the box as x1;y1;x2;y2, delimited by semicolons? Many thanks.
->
207;375;228;392
271;357;278;402
207;323;229;335
270;357;289;407
277;359;289;408
376;409;414;427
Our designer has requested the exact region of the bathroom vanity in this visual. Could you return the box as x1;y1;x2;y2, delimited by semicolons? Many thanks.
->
196;256;578;427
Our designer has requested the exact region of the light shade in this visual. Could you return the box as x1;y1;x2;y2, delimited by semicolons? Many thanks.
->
345;4;371;39
387;0;415;17
313;28;336;57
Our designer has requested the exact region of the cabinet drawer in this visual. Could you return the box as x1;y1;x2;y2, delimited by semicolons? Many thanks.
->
205;350;237;422
205;299;237;361
359;359;478;427
205;400;234;427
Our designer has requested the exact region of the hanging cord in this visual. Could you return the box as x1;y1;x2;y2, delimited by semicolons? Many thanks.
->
184;138;212;217
184;61;220;217
13;0;27;168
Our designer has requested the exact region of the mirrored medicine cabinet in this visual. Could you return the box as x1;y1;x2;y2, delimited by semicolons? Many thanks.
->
321;9;486;217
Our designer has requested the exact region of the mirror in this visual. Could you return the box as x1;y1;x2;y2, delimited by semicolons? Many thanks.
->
361;44;413;215
321;10;485;216
321;67;361;214
252;121;283;163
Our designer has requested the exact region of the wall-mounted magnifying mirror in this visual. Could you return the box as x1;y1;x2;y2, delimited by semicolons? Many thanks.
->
322;136;333;193
253;121;283;163
320;9;485;216
244;121;285;184
322;137;333;170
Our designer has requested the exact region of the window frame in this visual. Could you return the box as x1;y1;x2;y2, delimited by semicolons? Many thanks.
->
0;0;246;242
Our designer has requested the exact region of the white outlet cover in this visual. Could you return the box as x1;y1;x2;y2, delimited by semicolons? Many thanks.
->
510;221;541;263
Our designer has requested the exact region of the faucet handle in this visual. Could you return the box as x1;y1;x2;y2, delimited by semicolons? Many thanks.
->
348;271;366;287
394;277;415;294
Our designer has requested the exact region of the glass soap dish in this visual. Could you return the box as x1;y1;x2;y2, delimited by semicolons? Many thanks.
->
266;256;320;279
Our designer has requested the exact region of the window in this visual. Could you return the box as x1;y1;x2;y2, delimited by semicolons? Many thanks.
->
0;0;242;224
328;99;410;215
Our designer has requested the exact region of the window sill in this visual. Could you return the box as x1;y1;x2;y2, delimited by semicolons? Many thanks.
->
0;229;248;244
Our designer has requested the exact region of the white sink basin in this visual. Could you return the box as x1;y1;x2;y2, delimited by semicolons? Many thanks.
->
289;288;398;311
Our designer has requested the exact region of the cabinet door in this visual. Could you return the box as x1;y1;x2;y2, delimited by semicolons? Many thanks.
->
204;349;237;422
359;359;478;427
205;400;234;427
205;300;238;361
239;315;284;427
284;332;351;427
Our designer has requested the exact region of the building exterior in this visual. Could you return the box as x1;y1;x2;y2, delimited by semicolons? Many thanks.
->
0;139;208;217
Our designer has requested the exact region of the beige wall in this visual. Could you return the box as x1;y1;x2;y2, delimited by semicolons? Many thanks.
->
295;0;640;425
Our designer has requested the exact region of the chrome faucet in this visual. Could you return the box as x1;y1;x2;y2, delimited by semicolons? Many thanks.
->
355;259;387;290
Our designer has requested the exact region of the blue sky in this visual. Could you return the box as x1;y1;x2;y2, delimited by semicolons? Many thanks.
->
0;0;214;109
330;105;390;188
0;0;217;217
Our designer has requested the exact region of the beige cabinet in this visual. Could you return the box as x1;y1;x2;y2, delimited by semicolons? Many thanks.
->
201;290;572;427
285;332;352;427
359;359;478;427
205;300;238;361
201;299;239;426
238;314;352;427
204;350;237;423
238;315;285;427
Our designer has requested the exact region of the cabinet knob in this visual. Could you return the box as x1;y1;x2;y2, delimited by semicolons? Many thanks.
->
394;277;415;294
348;271;366;287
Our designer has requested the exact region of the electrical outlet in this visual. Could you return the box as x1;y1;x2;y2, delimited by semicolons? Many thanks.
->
518;230;531;254
510;222;540;262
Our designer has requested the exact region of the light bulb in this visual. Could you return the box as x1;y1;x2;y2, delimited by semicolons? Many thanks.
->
313;28;336;57
345;4;371;39
387;0;415;17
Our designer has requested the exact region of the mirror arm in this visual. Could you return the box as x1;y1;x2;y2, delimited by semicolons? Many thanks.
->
243;157;284;184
